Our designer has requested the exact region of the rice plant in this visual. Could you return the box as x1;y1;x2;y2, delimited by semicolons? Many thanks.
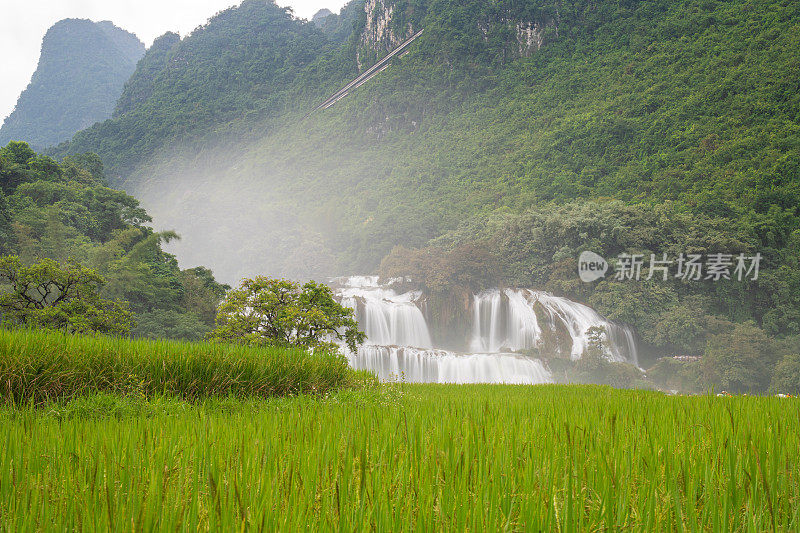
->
1;384;798;530
0;328;363;404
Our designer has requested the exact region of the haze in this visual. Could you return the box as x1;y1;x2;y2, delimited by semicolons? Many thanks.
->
0;0;347;123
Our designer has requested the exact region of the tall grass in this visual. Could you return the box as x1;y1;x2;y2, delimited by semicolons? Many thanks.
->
1;385;799;530
0;328;362;404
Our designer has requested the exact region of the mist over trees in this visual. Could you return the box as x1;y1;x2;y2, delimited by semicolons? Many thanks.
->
0;141;228;340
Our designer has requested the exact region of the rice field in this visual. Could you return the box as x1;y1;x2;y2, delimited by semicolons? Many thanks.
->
2;383;799;531
0;328;365;404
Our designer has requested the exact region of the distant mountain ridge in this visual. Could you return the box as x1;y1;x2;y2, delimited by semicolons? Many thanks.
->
0;19;144;149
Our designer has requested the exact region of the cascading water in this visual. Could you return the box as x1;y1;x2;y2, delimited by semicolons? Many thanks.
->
349;346;552;384
470;289;638;364
332;277;638;384
336;276;432;348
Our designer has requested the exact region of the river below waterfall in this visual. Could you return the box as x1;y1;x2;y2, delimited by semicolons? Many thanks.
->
332;276;637;385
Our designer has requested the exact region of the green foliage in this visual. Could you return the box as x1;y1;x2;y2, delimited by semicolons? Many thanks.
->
380;241;500;293
113;32;182;117
0;328;361;405
3;385;799;529
564;325;647;388
51;0;800;287
0;19;144;149
41;0;800;384
0;142;227;340
647;358;704;393
702;321;777;393
382;199;788;367
0;255;132;335
132;310;210;341
209;277;365;352
771;353;800;395
57;0;349;173
179;266;232;326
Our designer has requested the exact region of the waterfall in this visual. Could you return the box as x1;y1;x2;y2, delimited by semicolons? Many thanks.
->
470;289;541;352
469;289;638;363
333;277;638;384
336;275;432;348
348;346;552;384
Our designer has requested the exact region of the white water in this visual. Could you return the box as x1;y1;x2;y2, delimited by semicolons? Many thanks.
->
336;275;432;348
333;277;638;384
349;346;552;384
470;289;638;364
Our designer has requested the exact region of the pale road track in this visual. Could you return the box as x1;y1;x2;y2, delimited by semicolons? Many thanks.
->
310;29;425;114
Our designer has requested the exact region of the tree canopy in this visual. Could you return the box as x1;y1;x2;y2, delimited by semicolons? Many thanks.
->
0;255;131;335
0;141;228;340
208;277;365;352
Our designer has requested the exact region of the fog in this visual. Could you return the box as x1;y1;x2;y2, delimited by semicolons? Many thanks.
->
124;112;397;285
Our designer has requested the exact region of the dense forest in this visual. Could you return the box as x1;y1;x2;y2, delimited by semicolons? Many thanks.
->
55;1;359;175
0;19;144;149
36;0;800;387
0;141;228;340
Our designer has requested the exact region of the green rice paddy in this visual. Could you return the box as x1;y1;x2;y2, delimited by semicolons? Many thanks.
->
2;380;798;530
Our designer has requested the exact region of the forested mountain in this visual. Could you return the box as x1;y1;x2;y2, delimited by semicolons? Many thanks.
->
52;0;799;371
58;2;353;174
0;19;145;150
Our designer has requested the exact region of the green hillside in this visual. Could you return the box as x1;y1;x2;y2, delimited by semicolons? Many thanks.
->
53;0;800;362
57;1;357;175
0;19;145;149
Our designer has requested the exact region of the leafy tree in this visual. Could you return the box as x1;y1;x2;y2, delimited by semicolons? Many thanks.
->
575;326;607;376
567;326;645;388
770;354;800;395
0;142;36;194
208;277;365;352
0;191;13;254
702;322;777;393
180;266;231;326
0;255;131;335
101;231;184;314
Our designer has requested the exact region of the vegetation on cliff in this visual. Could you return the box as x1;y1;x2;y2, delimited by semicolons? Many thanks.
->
44;0;800;384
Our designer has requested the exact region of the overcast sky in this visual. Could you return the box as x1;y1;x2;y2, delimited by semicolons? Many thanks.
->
0;0;348;123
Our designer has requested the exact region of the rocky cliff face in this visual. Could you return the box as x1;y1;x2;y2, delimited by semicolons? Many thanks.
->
508;20;558;57
476;11;559;59
357;0;420;70
356;0;558;70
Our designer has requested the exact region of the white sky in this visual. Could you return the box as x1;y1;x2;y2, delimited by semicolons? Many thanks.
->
0;0;348;123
